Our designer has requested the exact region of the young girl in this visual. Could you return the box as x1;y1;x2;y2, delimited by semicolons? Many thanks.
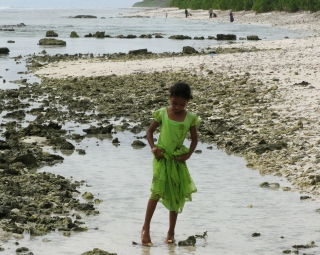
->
141;82;200;246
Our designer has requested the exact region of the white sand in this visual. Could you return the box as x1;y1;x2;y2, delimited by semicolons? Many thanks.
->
35;9;320;193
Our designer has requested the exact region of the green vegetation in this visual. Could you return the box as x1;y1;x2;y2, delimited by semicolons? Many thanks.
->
168;0;320;13
132;0;320;13
133;0;171;7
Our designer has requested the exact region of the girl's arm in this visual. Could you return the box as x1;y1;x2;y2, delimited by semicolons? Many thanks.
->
175;125;198;162
146;120;164;159
146;120;159;149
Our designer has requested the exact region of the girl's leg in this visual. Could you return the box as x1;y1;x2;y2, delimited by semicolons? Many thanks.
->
142;199;158;245
167;211;178;241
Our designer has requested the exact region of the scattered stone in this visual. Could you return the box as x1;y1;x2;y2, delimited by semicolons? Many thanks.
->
46;30;58;37
259;182;280;189
247;35;261;40
0;47;10;54
7;40;15;43
292;241;317;249
178;235;196;246
82;191;94;200
128;49;148;55
83;125;113;134
72;15;97;18
38;38;66;46
169;35;192;40
81;248;117;255
16;247;29;252
76;149;86;155
252;232;261;237
112;138;120;144
216;34;236;40
300;196;311;200
95;31;105;38
70;31;79;38
194;36;204;40
131;140;146;147
183;46;198;54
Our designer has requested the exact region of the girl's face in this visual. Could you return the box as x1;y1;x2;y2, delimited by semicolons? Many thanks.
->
170;96;188;114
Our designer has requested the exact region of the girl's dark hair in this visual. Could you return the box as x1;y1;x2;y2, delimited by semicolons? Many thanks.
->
169;82;193;100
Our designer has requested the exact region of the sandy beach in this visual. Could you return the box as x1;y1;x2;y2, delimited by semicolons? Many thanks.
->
34;9;320;196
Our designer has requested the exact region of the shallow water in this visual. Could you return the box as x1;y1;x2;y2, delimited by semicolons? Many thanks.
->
1;124;319;254
1;7;320;255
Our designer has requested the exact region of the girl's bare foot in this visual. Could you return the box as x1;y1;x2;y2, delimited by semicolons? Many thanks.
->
166;231;175;243
141;227;153;246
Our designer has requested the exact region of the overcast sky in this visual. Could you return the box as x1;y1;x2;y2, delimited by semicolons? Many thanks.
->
0;0;139;8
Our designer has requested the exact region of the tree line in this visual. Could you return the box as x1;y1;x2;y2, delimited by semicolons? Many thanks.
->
133;0;320;13
170;0;320;12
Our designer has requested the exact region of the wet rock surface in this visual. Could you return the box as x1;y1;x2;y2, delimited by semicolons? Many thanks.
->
6;51;320;201
1;46;320;253
38;38;66;46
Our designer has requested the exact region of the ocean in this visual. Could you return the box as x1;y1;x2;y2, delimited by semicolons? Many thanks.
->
0;7;319;255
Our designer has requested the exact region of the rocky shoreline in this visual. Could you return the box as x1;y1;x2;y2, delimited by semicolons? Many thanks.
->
1;8;320;254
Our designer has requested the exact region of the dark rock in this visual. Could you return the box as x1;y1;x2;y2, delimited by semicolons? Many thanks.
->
76;203;95;211
70;31;79;38
81;248;117;255
252;232;261;237
194;36;204;40
16;247;29;253
38;38;66;46
178;235;196;246
183;46;198;54
72;15;97;18
95;31;105;38
139;34;148;38
155;34;163;38
0;47;10;54
7;40;15;43
112;138;120;144
293;81;310;86
46;30;58;37
0;140;10;150
11;154;38;169
84;33;93;37
131;140;146;147
126;34;137;39
247;35;261;40
3;110;26;120
216;34;237;40
169;35;191;40
128;49;148;55
83;125;113;134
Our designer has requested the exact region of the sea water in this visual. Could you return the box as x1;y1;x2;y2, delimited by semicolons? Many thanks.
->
0;7;320;255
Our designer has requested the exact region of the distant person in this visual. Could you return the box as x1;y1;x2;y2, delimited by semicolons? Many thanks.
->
166;13;168;18
209;8;213;18
185;9;188;18
229;10;234;22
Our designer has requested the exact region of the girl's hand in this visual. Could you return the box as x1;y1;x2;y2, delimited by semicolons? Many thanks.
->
154;148;165;160
174;154;190;162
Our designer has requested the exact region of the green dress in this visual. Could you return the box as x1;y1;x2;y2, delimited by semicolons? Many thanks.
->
150;107;200;213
